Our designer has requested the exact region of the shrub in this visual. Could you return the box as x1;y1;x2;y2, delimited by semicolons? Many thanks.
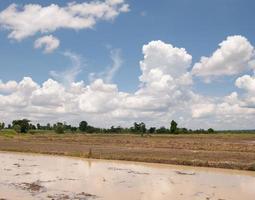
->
208;128;215;133
54;123;65;134
13;125;21;133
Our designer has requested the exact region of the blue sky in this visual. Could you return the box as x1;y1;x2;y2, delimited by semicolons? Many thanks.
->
0;0;255;129
1;0;254;93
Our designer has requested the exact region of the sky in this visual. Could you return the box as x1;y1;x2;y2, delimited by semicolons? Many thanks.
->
0;0;255;130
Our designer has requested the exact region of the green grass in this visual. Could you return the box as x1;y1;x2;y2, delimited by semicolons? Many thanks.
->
0;129;17;138
28;130;55;134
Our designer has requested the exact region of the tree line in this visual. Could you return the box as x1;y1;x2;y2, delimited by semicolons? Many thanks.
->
0;119;215;135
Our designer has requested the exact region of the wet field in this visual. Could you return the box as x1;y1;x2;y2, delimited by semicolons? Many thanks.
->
0;151;255;200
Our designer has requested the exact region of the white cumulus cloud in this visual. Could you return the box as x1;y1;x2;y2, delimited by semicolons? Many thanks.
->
0;40;196;128
34;35;60;53
0;0;130;41
236;74;255;94
192;35;255;81
1;37;255;130
0;80;18;94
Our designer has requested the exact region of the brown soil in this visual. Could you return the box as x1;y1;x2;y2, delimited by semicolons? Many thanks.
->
0;133;255;171
47;192;97;200
13;181;46;193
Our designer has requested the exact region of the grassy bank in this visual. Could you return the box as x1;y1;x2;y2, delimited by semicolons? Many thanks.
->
0;131;255;171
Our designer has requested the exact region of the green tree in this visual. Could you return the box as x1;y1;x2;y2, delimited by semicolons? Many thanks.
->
208;128;215;133
132;122;146;136
170;120;178;134
79;121;88;132
0;122;4;130
133;122;140;132
70;127;77;133
29;124;36;130
36;123;41;130
156;126;168;134
46;123;51;130
54;122;65;134
140;122;146;137
149;127;156;134
12;119;30;133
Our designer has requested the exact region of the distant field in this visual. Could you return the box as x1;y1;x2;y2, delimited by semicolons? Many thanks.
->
0;131;255;171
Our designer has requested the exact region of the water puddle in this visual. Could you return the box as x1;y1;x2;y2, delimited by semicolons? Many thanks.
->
0;151;254;200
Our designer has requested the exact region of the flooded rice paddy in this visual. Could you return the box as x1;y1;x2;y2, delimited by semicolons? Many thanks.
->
0;151;254;200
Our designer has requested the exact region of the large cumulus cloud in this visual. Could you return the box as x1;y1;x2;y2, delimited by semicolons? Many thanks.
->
1;36;255;129
0;40;197;127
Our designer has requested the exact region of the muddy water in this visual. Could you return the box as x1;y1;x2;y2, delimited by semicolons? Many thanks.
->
0;152;254;200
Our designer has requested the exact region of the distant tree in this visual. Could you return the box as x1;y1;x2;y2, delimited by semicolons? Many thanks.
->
109;126;123;133
12;119;30;133
132;122;146;136
156;126;168;134
149;127;156;134
46;123;51;130
54;122;65;134
0;122;4;130
70;127;77;133
36;123;41;130
170;120;178;134
179;128;188;134
208;128;215;133
8;124;11;129
194;129;206;134
29;124;36;130
86;125;99;133
79;121;88;132
140;122;146;137
64;124;71;131
133;122;140;132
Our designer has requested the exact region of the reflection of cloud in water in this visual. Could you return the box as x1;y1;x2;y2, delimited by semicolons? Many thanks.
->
139;177;174;200
0;152;255;200
241;178;255;196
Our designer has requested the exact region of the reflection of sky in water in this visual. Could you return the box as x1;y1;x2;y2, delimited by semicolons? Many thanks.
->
0;152;255;200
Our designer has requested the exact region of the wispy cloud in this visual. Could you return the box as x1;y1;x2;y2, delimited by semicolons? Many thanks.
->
90;48;123;83
34;35;60;53
140;11;147;17
50;51;83;86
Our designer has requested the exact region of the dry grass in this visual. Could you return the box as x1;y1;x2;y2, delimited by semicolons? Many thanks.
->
0;132;255;171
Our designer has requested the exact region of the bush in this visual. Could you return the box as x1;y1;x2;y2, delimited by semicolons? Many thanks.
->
54;123;65;134
208;128;215;133
13;124;21;133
